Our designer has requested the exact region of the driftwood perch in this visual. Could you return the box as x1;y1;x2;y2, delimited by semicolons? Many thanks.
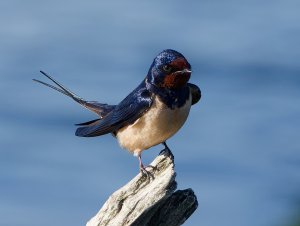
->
86;148;198;226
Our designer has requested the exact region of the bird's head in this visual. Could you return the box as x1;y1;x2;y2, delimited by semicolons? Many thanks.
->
146;49;192;89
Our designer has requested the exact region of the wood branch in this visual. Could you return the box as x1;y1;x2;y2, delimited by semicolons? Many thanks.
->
86;148;198;226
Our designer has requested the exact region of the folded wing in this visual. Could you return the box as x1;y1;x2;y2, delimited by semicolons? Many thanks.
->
75;82;153;137
188;83;201;105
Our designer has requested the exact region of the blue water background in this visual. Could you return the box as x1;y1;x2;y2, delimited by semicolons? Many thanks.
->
0;1;300;226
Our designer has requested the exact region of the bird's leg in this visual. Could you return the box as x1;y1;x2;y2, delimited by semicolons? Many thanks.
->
161;141;174;160
138;154;146;173
163;141;171;151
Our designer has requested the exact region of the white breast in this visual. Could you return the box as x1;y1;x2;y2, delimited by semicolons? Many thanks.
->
116;93;192;156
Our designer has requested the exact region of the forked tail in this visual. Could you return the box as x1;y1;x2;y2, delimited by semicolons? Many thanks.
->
33;71;115;118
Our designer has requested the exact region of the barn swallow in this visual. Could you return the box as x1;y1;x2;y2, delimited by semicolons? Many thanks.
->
33;49;201;173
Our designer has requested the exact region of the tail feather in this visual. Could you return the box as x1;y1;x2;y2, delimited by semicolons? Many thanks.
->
33;70;115;118
32;78;69;97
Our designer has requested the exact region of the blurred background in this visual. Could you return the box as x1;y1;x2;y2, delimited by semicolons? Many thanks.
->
1;0;300;226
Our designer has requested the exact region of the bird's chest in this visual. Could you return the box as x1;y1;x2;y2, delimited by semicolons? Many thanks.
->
116;94;192;153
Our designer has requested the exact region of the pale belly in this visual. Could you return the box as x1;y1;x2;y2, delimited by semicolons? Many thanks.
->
116;94;192;156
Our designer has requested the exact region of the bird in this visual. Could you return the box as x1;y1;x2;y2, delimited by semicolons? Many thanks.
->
33;49;201;173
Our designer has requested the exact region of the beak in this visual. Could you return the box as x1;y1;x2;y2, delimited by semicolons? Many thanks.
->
181;68;192;74
174;68;192;75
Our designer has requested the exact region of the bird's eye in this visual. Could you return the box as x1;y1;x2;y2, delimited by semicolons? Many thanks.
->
163;65;172;73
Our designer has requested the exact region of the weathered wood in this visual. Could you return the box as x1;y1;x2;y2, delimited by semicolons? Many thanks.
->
86;148;198;226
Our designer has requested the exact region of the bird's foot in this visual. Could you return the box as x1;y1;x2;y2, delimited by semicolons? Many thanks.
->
137;152;157;178
139;162;156;179
139;165;149;175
